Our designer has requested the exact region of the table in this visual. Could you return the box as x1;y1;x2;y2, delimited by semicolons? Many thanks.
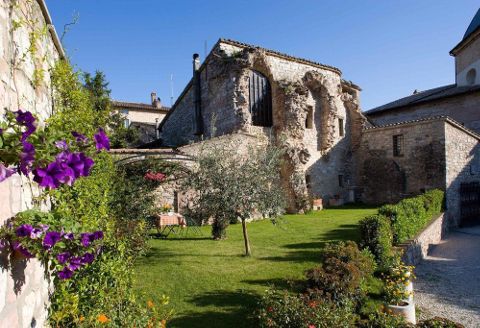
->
155;213;187;238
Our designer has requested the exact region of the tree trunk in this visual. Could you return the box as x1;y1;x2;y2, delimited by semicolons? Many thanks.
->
241;219;251;256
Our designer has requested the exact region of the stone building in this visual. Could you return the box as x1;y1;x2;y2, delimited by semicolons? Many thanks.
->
365;9;480;134
158;38;367;211
0;0;64;326
112;92;169;144
360;116;480;226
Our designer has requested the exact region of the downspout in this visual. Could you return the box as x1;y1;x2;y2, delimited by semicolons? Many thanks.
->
193;53;203;136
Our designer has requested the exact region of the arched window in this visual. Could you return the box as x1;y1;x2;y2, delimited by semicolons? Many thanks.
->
467;68;477;85
248;70;272;127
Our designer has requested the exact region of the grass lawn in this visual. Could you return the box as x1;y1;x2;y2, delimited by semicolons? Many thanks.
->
133;205;377;328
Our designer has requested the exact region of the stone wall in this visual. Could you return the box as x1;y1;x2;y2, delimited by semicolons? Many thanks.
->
360;119;446;204
444;121;480;226
0;0;62;326
455;33;480;85
367;92;480;134
400;213;446;265
160;39;365;211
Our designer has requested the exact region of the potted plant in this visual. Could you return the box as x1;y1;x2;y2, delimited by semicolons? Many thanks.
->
383;263;416;324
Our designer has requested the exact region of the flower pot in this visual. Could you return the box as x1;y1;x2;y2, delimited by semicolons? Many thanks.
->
387;301;416;324
404;280;413;302
312;199;323;210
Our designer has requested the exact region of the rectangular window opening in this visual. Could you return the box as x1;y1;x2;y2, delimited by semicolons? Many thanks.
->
393;134;404;157
305;174;311;189
306;107;313;129
338;175;344;188
338;118;344;137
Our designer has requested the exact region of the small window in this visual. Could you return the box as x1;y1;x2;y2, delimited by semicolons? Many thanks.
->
305;107;313;129
393;134;404;157
249;70;273;127
124;119;130;128
305;174;311;188
338;175;344;188
338;118;344;137
467;68;477;85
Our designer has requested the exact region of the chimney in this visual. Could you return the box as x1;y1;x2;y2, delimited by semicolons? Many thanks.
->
151;92;161;108
193;53;203;135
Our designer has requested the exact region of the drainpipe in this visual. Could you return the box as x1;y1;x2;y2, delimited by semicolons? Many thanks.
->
193;53;203;135
155;118;160;139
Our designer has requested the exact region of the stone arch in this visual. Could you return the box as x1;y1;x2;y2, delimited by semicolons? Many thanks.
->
467;68;477;85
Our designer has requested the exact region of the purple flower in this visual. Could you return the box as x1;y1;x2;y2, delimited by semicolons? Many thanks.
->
30;227;43;239
94;128;110;151
92;231;104;240
66;152;94;178
54;140;69;150
57;267;73;280
15;110;36;141
19;141;35;175
80;252;95;265
80;233;93;247
71;131;88;144
12;241;33;258
39;224;49;232
63;232;74;240
0;239;8;249
33;159;75;189
56;252;71;264
68;257;82;271
0;163;14;182
16;224;33;237
42;231;62;250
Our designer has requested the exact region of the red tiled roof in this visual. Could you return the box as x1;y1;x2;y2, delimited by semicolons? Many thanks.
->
112;100;170;112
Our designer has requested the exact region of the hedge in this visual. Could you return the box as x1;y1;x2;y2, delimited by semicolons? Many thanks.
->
360;189;444;268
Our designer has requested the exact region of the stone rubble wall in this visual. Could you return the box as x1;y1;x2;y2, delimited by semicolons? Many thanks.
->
360;119;447;204
0;0;61;326
400;213;446;266
160;40;365;211
444;122;480;227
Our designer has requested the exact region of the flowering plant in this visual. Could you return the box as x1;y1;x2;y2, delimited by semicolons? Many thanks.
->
382;261;415;305
159;203;173;213
144;171;166;182
0;210;104;281
0;110;109;188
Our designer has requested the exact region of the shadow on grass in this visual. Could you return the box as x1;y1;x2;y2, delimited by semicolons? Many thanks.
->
260;224;359;263
169;290;260;328
241;277;306;292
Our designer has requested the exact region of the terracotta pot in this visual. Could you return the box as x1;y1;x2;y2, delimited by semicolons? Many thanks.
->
387;301;416;324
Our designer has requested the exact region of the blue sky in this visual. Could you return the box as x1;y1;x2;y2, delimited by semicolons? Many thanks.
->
47;1;479;111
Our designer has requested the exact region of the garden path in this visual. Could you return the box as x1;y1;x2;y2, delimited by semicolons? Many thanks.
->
414;226;480;327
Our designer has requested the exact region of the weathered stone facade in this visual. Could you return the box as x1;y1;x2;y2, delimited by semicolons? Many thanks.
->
159;39;366;211
360;117;480;226
0;0;63;326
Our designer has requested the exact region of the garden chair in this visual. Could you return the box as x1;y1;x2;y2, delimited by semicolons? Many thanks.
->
183;215;203;236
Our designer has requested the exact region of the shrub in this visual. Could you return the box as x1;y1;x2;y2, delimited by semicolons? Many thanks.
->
359;215;394;270
305;241;375;305
257;289;356;328
357;309;408;328
417;317;464;328
378;190;444;244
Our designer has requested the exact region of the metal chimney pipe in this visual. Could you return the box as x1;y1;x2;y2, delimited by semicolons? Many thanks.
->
193;53;203;135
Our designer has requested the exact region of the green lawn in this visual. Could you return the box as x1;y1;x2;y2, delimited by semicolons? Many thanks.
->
133;205;377;328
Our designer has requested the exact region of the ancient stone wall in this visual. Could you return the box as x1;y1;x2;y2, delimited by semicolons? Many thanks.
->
444;121;480;226
0;0;62;326
367;92;480;134
455;34;480;85
160;40;365;211
360;119;446;204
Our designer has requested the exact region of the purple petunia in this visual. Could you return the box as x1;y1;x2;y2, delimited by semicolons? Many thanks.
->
30;227;44;239
39;224;49;232
71;131;88;144
57;267;73;280
54;140;69;150
80;252;95;265
16;224;33;237
94;128;110;151
0;239;8;249
15;110;36;141
56;252;71;264
0;163;14;183
67;257;82;271
11;241;33;258
63;232;74;240
92;231;104;240
66;152;94;178
80;233;93;247
19;141;35;175
43;231;62;250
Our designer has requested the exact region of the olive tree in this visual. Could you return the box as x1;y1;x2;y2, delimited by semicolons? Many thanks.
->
183;138;285;256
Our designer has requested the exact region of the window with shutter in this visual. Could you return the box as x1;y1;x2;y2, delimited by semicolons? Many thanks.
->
248;70;273;127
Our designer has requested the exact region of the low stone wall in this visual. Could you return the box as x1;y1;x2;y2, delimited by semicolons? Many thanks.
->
399;213;446;265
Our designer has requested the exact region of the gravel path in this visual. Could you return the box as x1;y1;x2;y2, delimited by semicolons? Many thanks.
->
414;227;480;327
